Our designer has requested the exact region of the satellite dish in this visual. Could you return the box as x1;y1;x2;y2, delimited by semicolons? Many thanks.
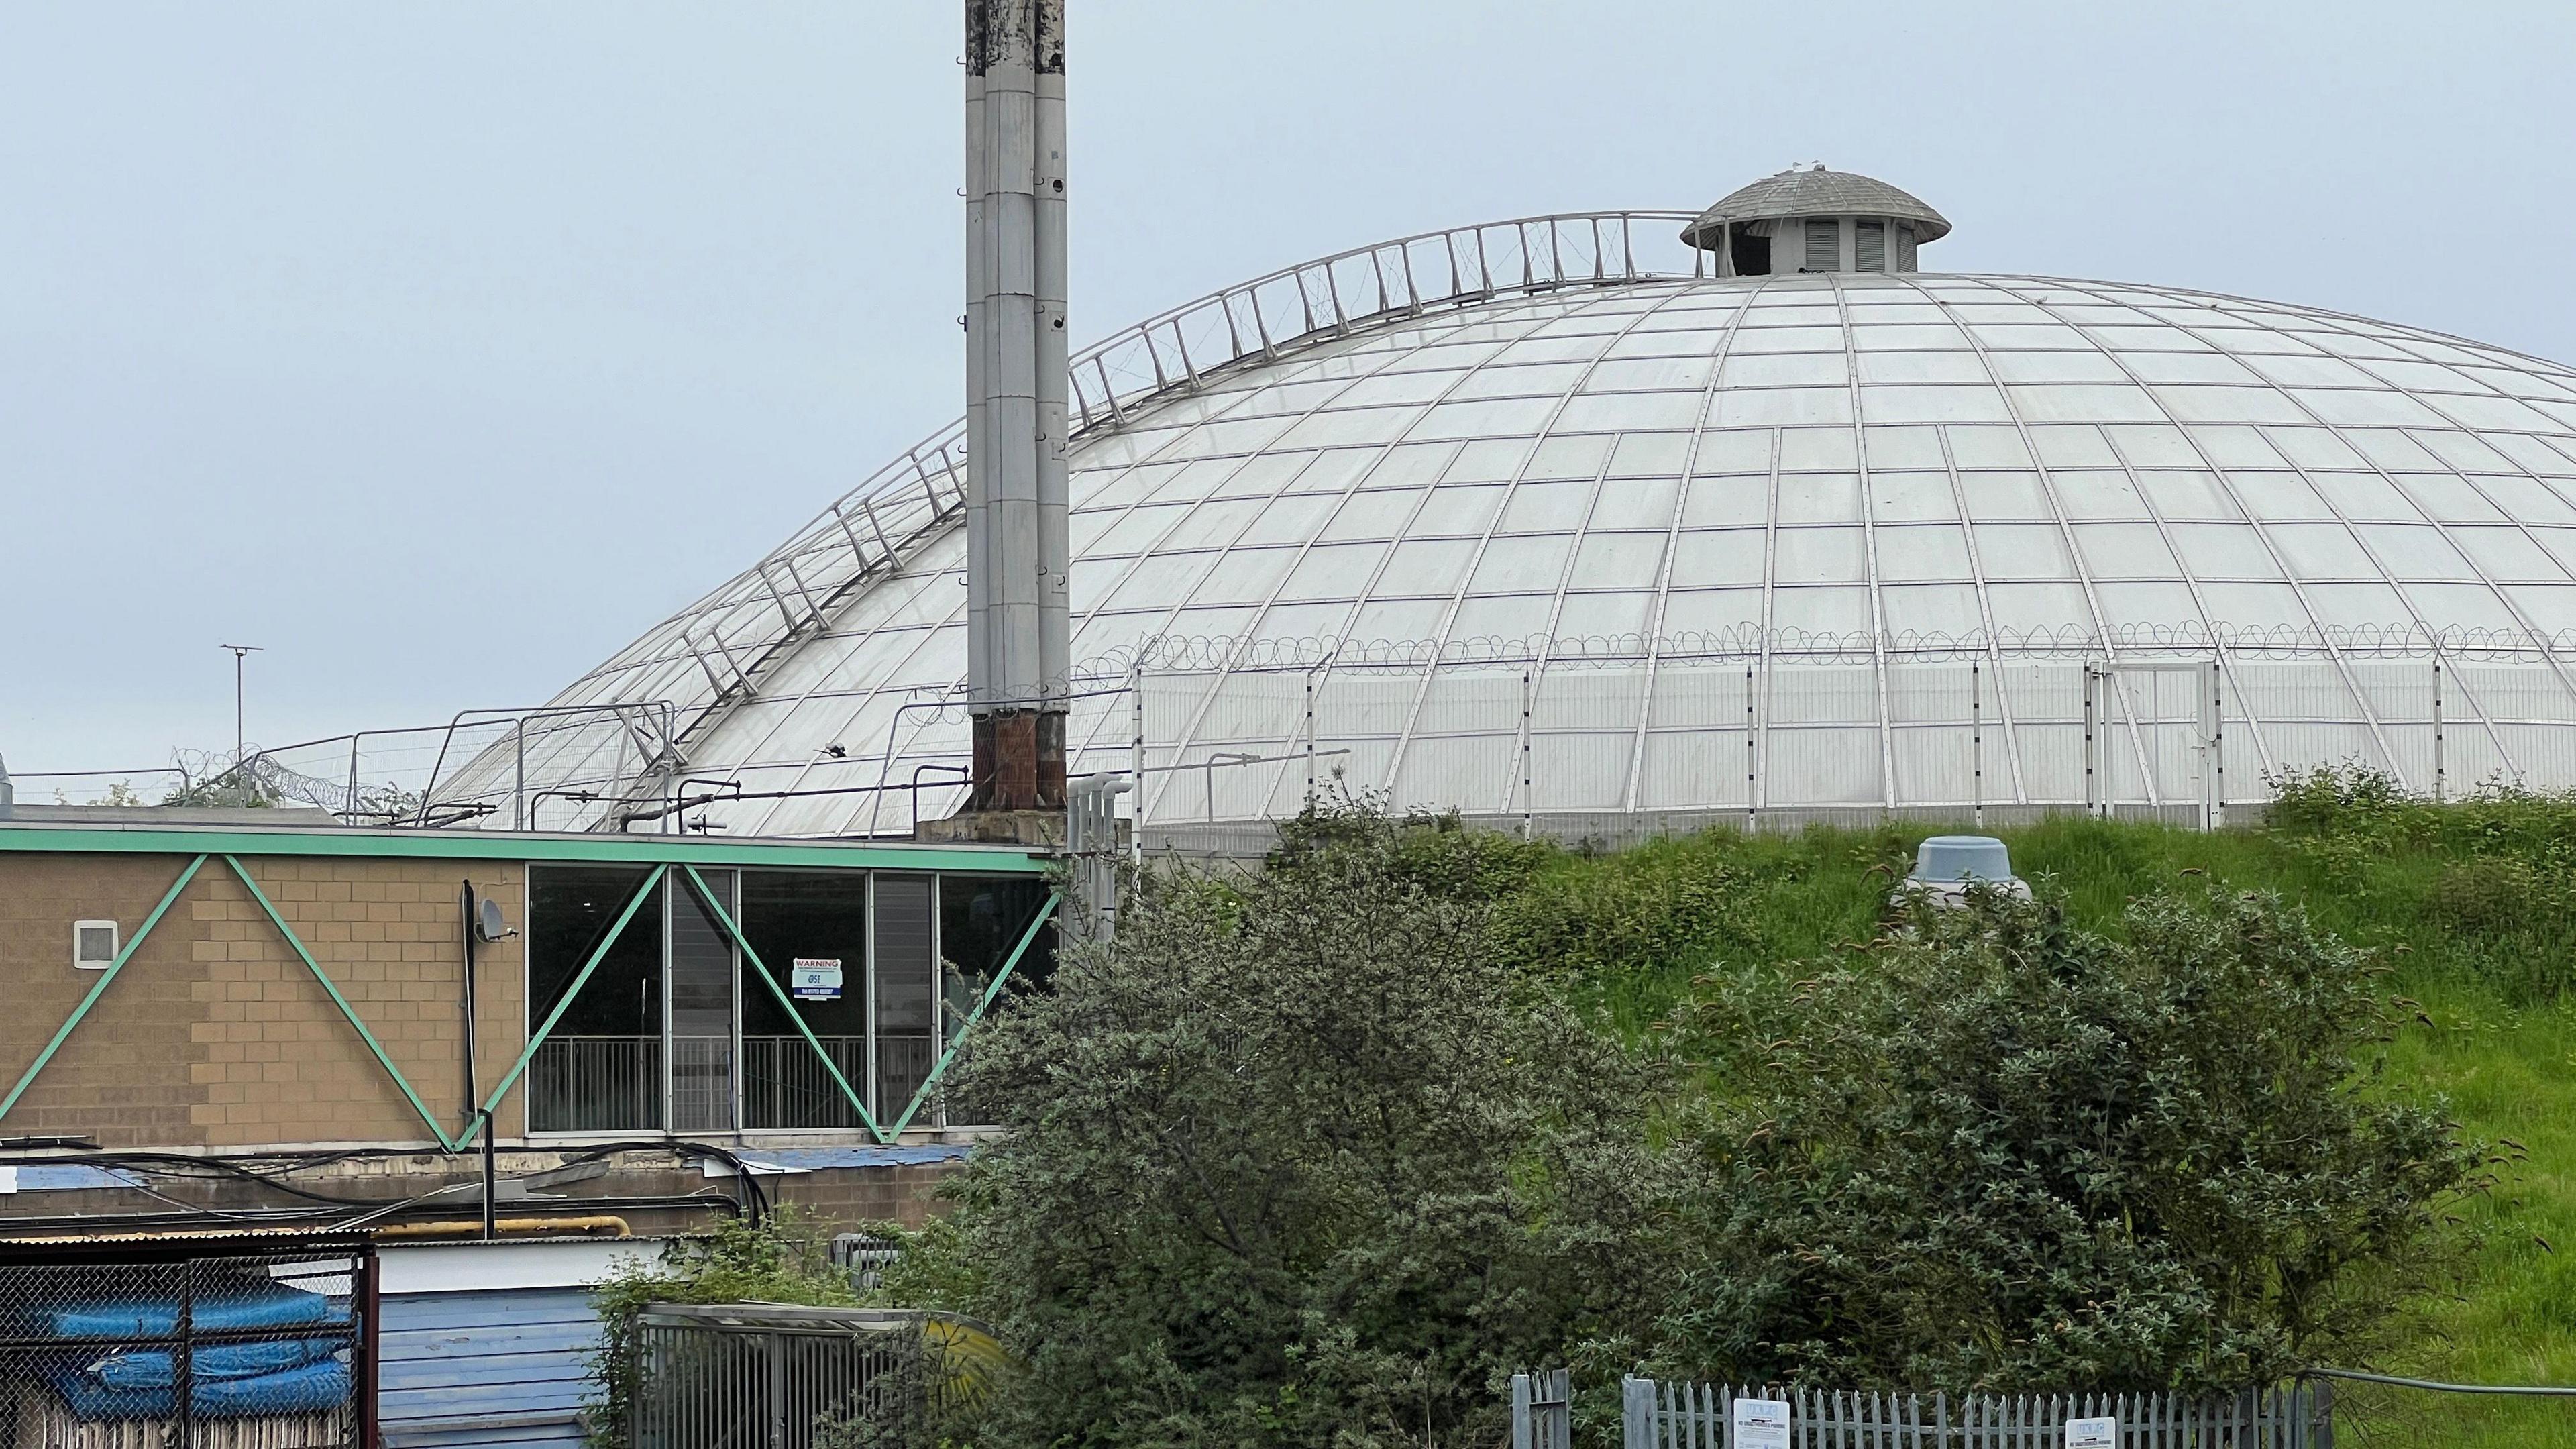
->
475;896;515;944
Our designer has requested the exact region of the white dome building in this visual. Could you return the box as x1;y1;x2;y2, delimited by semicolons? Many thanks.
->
439;170;2576;842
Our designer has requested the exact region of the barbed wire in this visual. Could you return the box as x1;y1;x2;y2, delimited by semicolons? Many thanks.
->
1119;623;2576;673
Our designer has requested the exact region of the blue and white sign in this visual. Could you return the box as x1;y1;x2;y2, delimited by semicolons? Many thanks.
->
1732;1397;1790;1449
790;957;844;1001
2065;1417;2117;1449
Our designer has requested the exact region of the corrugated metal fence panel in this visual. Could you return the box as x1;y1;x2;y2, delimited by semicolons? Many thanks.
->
378;1288;599;1449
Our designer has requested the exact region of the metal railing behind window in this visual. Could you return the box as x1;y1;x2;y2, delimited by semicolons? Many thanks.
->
742;1036;868;1132
529;1035;662;1134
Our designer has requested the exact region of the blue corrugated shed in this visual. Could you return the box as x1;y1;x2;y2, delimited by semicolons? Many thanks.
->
379;1287;600;1449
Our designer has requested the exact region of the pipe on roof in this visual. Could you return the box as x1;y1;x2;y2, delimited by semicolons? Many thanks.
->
372;1216;631;1240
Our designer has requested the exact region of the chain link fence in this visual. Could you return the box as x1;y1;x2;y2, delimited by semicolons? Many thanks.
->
0;1234;376;1449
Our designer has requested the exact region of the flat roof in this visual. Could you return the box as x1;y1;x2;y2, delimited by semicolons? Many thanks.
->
0;820;1051;873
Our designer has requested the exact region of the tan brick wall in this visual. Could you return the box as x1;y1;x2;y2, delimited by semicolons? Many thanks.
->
0;852;527;1148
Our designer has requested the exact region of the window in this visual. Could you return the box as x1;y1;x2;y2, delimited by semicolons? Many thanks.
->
1856;219;1886;273
739;871;869;1130
525;865;1057;1136
936;877;1058;1126
527;866;666;1133
1805;217;1841;272
873;875;938;1121
1730;226;1772;276
1895;224;1918;272
73;920;117;969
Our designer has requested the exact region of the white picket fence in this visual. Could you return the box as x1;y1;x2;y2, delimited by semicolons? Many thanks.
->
1617;1377;2330;1448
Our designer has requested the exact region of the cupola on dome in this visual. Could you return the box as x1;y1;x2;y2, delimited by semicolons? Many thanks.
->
1680;164;1951;277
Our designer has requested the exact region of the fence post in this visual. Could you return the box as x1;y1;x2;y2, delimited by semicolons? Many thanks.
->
1512;1371;1534;1449
2432;656;2446;804
2214;658;2227;830
1745;663;1758;833
1304;667;1319;806
2083;662;2099;819
1972;659;1984;830
1622;1375;1653;1449
1519;667;1534;839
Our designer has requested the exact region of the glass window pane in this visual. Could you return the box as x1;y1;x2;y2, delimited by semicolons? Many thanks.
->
937;876;1057;1128
1869;473;1960;523
1778;474;1863;523
668;873;738;1134
2169;523;2284;578
1974;523;2076;580
2074;523;2178;576
2355;524;2477;579
1671;529;1768;587
873;874;937;1120
2267;523;2379;580
1775;527;1868;584
739;871;869;1130
527;865;665;1134
1875;525;1974;582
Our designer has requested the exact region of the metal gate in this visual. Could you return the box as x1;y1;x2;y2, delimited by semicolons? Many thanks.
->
2086;660;2224;828
631;1304;1001;1449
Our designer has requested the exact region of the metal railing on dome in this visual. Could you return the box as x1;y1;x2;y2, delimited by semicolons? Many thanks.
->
512;212;1711;783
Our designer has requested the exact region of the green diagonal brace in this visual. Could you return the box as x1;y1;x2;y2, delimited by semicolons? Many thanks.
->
679;865;890;1143
478;863;667;1122
0;855;209;1125
887;892;1058;1137
222;856;464;1152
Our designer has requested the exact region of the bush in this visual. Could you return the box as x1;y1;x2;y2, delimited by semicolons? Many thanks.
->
1660;884;2487;1393
934;796;1675;1448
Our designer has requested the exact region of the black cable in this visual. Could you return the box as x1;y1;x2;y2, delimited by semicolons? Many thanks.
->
9;1143;775;1220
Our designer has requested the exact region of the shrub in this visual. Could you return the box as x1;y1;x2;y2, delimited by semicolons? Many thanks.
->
1660;885;2486;1393
936;796;1676;1448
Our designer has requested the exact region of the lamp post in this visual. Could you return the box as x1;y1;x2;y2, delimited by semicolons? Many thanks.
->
221;643;262;799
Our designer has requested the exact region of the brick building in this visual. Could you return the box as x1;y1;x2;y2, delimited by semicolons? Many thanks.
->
0;814;1056;1237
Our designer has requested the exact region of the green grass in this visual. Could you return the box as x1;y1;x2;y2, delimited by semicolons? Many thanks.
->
1505;790;2576;1445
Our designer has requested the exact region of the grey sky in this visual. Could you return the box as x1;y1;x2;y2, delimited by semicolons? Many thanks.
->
5;1;2571;785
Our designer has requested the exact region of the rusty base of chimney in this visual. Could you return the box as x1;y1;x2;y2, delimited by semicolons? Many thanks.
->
962;708;1067;813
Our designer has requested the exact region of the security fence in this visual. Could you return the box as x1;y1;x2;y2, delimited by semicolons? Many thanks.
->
0;1233;376;1449
1128;632;2576;851
1618;1377;2328;1448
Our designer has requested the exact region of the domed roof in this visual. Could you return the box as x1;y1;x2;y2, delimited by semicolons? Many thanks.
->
1682;166;1951;248
446;212;2576;837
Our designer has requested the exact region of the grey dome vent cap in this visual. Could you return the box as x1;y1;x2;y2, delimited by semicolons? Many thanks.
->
1681;166;1951;248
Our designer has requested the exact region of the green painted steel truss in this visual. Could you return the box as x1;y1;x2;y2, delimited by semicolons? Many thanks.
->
0;853;1059;1150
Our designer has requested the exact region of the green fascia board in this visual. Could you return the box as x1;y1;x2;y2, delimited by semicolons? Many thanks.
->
0;822;1051;874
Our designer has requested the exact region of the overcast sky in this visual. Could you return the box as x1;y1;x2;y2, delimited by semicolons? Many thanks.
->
5;1;2572;787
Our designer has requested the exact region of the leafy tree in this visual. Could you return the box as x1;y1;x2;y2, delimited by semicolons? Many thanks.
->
933;797;1674;1448
1660;883;2487;1393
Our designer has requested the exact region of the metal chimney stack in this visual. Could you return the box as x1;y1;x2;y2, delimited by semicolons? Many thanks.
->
962;0;1070;814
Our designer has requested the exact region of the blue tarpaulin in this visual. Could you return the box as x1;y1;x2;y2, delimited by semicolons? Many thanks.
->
43;1357;350;1419
88;1336;347;1388
46;1283;345;1339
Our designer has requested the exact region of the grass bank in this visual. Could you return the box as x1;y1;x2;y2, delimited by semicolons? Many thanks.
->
1499;782;2576;1446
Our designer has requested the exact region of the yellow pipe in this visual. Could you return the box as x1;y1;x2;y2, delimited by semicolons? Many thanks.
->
371;1216;631;1240
1;1215;633;1246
